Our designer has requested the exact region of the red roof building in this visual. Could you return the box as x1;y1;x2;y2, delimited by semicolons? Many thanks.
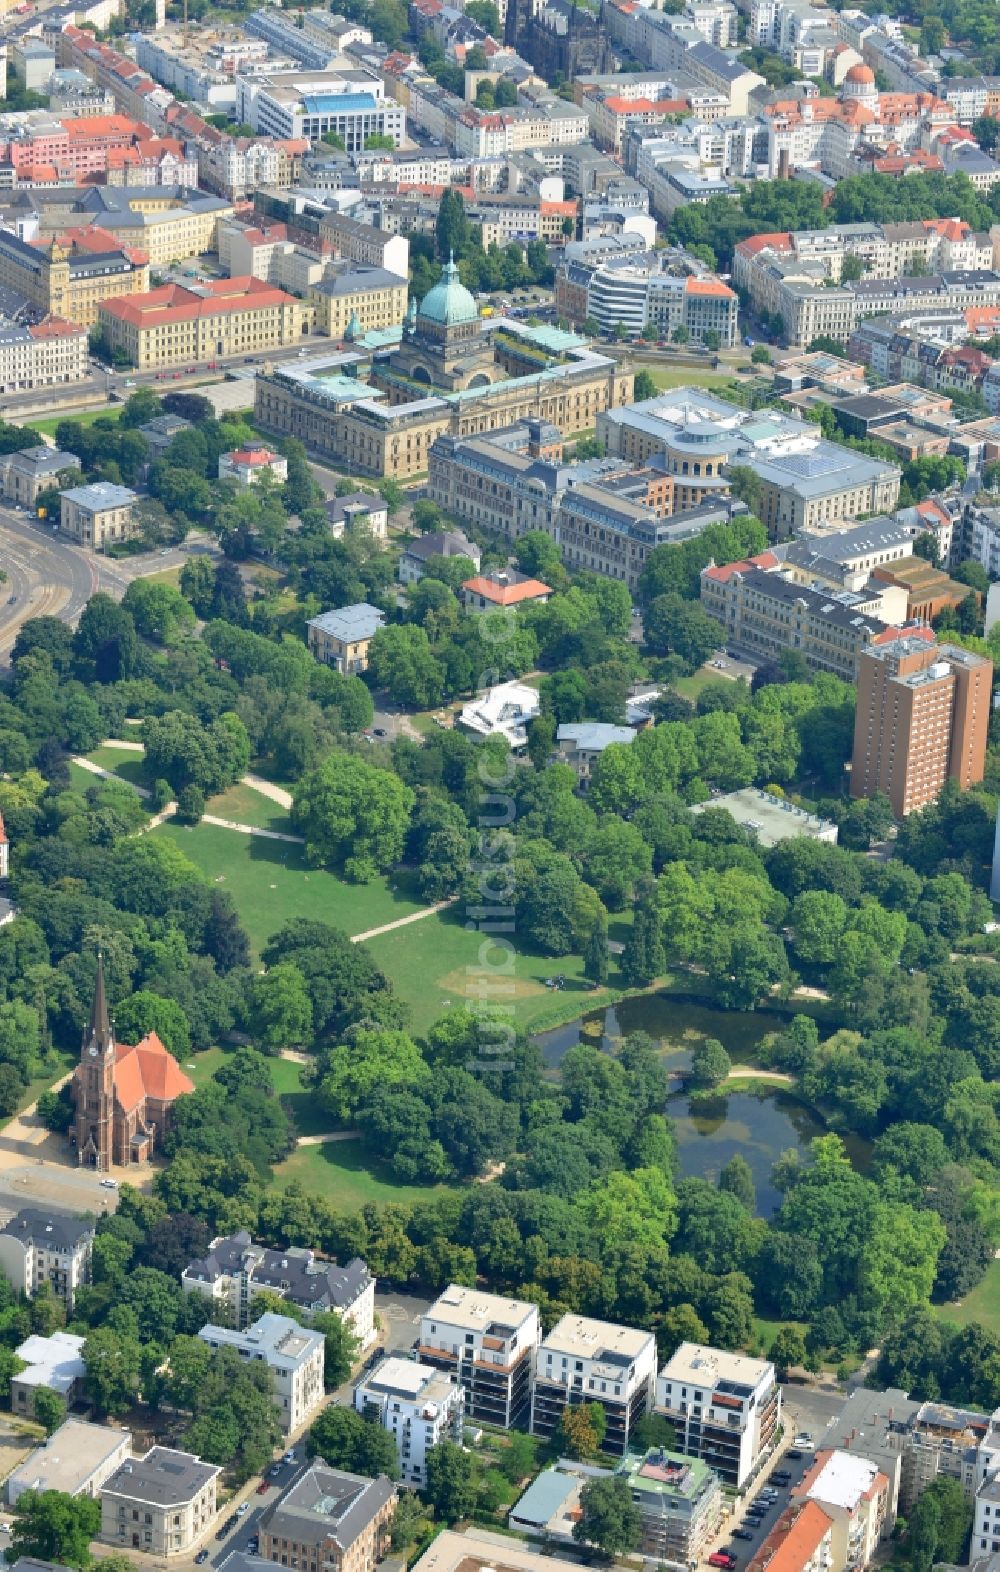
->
72;957;193;1171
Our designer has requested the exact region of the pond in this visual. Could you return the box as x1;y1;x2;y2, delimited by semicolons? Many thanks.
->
535;994;870;1218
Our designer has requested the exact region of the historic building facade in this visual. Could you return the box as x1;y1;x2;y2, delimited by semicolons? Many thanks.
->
255;260;632;479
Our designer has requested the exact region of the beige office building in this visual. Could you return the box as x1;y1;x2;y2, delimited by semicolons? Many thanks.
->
60;481;137;549
98;277;304;370
101;1447;220;1557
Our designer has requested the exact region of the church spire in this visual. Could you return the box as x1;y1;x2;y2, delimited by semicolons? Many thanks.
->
84;954;113;1058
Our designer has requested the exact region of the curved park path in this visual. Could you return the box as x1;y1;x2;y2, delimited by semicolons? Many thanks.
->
72;746;455;941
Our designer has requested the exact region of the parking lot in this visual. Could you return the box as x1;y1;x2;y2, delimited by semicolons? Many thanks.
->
708;1424;825;1568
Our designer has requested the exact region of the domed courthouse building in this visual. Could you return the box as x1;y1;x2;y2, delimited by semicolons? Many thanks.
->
255;257;633;479
379;255;499;395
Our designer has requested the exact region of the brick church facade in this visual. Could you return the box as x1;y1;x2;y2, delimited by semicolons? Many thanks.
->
72;957;194;1171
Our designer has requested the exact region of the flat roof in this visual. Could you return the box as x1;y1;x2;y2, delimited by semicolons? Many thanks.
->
659;1342;773;1391
359;1357;457;1404
425;1284;538;1334
540;1314;653;1362
804;1451;882;1511
691;789;838;848
306;603;385;642
104;1446;220;1506
412;1528;591;1572
8;1420;130;1497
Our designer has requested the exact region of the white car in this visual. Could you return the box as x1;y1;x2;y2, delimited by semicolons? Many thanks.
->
794;1434;814;1450
99;1177;118;1189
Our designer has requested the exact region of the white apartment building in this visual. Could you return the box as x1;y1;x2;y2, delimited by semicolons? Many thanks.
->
655;1343;781;1488
197;1312;325;1434
237;71;405;149
974;1411;1000;1556
530;1315;657;1456
793;1450;890;1572
0;1209;94;1309
418;1286;541;1429
354;1358;464;1487
0;315;88;395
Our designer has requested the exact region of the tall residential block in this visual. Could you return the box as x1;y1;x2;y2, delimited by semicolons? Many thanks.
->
530;1314;656;1456
654;1343;780;1488
418;1286;541;1429
850;636;992;818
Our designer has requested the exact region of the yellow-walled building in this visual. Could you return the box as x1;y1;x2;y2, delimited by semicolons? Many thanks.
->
98;276;305;369
0;226;149;328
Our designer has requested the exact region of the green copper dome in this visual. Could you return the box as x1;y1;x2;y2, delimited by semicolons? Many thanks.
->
418;253;478;328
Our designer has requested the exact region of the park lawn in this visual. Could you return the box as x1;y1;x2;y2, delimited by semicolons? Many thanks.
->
750;1315;807;1358
204;782;292;834
271;1136;461;1209
86;745;148;790
363;905;613;1039
182;1046;227;1088
143;566;182;590
934;1259;1000;1335
646;368;745;392
675;667;724;700
0;1048;79;1130
26;408;121;438
149;819;427;954
269;1055;331;1138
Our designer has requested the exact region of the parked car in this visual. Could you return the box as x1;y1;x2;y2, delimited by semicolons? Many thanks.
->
772;1471;791;1484
733;1531;753;1542
268;1464;282;1478
237;1504;250;1517
787;1449;803;1460
195;1551;210;1563
794;1435;814;1450
709;1553;737;1569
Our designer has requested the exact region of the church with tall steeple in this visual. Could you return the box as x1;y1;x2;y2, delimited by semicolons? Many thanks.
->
72;957;194;1171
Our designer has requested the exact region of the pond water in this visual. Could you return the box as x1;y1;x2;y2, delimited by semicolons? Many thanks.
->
535;994;870;1218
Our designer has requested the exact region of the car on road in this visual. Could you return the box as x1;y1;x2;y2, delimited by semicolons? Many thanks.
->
247;1537;259;1555
195;1552;210;1563
100;1178;117;1189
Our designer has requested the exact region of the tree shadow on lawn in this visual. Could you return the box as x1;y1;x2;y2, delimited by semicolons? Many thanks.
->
243;834;424;906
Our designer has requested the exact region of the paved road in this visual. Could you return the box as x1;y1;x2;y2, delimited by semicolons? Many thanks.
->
781;1383;851;1439
0;512;219;665
213;1455;308;1569
714;1391;849;1565
0;508;126;662
0;344;321;424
